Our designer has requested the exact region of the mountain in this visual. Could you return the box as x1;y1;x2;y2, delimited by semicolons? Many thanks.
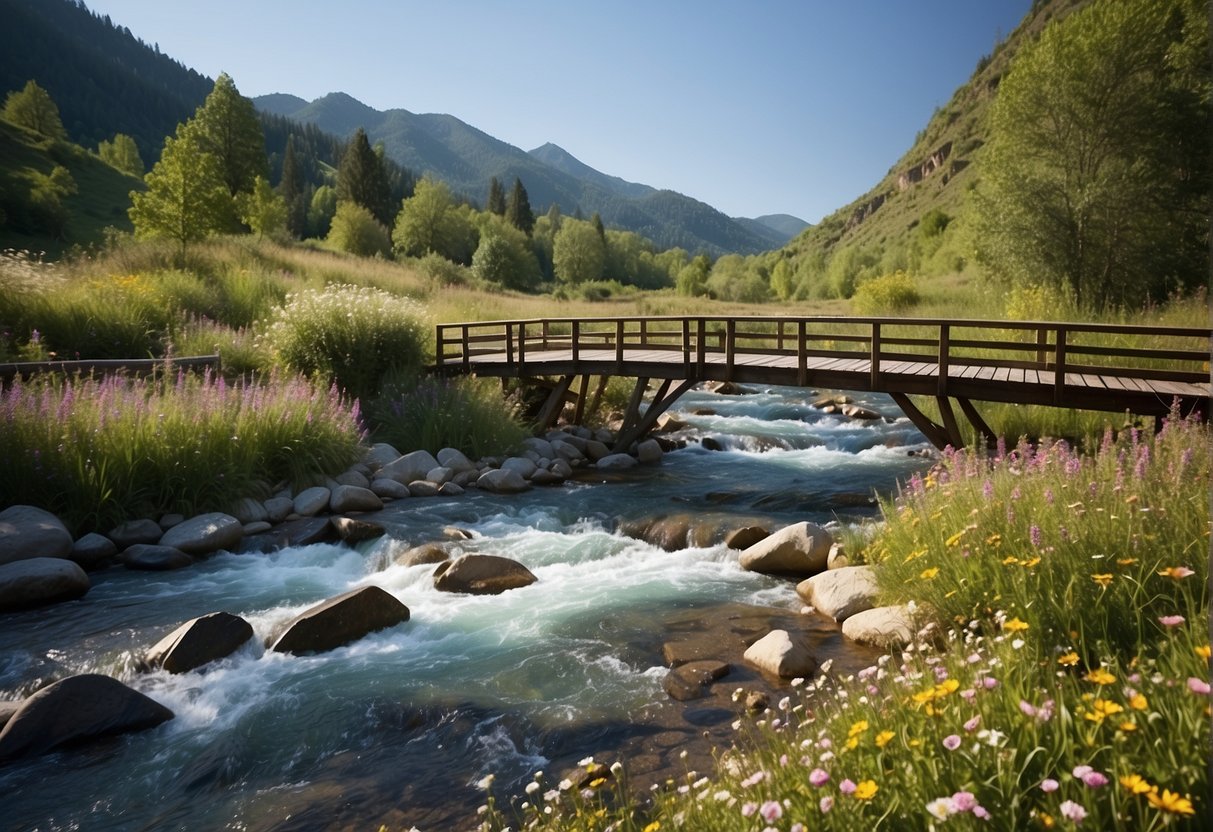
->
255;92;779;256
732;214;809;248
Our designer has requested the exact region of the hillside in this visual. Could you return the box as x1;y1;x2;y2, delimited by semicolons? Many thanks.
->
255;92;789;256
779;0;1088;291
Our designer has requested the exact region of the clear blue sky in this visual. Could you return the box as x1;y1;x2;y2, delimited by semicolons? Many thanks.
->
86;0;1031;222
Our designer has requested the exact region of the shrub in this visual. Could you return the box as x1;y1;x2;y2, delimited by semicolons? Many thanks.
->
258;283;427;402
326;201;392;258
850;269;920;314
170;316;270;378
369;374;527;458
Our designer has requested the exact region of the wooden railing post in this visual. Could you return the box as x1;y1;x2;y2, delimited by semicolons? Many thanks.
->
681;318;691;369
572;320;580;363
615;319;625;364
696;318;706;376
506;323;515;367
777;320;785;352
435;324;445;367
640;318;648;347
1036;327;1049;368
541;320;550;349
870;322;882;390
461;324;470;372
518;321;527;371
937;323;950;396
797;320;807;387
1054;326;1067;405
725;319;736;380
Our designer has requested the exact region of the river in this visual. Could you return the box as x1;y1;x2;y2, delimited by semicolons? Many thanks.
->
0;384;932;831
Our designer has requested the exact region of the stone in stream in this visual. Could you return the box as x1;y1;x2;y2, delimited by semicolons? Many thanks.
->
595;453;637;470
433;554;537;595
331;516;385;543
406;480;442;497
397;543;449;567
738;522;833;577
743;629;818;679
118;544;194;571
363;442;402;470
378;450;441;486
334;470;371;489
841;605;915;649
796;565;879;622
158;512;243;556
476;469;530;494
270;586;410;655
370;478;411;500
263;497;295;523
0;674;173;762
107;518;164;551
437;447;477;473
500;457;537;480
70;533;118;571
292;486;331;517
230;497;268;524
143;611;254;674
328;485;382;514
662;638;721;667
0;506;74;565
664;660;730;701
723;525;769;551
0;701;18;731
0;558;90;611
236;517;335;554
635;438;663;464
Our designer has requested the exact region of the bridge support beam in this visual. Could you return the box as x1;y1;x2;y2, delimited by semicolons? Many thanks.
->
534;374;576;431
956;397;997;449
613;378;697;452
890;393;956;451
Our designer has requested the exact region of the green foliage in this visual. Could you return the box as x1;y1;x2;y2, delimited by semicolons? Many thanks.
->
337;127;393;228
0;371;363;533
706;253;769;302
2;80;66;140
412;251;471;288
307;184;337;237
486;176;506;215
369;374;527;459
675;254;711;297
505;177;534;235
128;121;231;260
26;164;76;239
472;217;541;291
976;0;1210;311
850;269;920;314
96;133;144;177
326;200;391;258
258;283;427;401
191;73;268;209
552;217;605;284
392;175;476;262
276;135;308;238
238;175;287;240
826;245;880;299
1003;282;1076;322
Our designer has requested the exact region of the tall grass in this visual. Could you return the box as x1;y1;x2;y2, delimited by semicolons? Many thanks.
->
369;374;528;459
477;413;1210;831
0;370;364;533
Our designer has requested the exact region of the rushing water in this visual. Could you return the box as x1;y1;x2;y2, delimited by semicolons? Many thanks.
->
0;385;932;831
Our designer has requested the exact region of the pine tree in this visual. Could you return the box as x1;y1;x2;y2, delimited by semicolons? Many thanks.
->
506;177;534;236
487;176;506;215
191;73;267;201
277;135;307;237
337;128;393;227
590;211;605;238
2;80;67;140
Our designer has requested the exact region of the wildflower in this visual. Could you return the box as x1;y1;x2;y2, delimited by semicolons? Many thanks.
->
848;720;869;737
525;782;540;795
854;780;878;800
1084;699;1124;723
741;802;758;818
1128;693;1148;710
1118;721;1138;732
1146;789;1196;816
1091;573;1113;588
973;805;991;820
1040;779;1059;793
740;771;766;788
1059;800;1087;824
1187;677;1210;695
945;530;966;547
875;730;895;747
477;774;495;790
839;779;857;795
1196;645;1211;661
1158;614;1185;628
1119;774;1153;794
1029;524;1042;548
643;823;661;832
920;567;939;580
819;796;834;813
951;791;977;813
926;798;954;819
1158;566;1195;579
1058;652;1079;667
759;800;782;822
1002;617;1029;633
964;715;981;732
808;768;830;787
1084;669;1116;685
1037;811;1056;828
942;734;961;751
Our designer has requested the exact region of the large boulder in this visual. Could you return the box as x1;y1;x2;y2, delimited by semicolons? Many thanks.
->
107;518;166;550
433;554;537;595
0;506;73;565
71;533;118;571
292;486;331;517
328;485;382;514
742;629;817;678
331;516;385;543
263;497;295;523
158;512;243;556
596;453;638;471
0;558;90;611
476;469;531;494
723;525;769;551
143;612;254;674
841;605;915;649
378;450;441;486
397;543;449;567
364;442;402;471
521;437;555;460
370;478;411;500
738;522;833;577
437;447;477;473
635;439;663;464
0;674;173;762
407;480;441;497
797;565;879;622
500;457;537;480
119;544;193;571
270;586;410;655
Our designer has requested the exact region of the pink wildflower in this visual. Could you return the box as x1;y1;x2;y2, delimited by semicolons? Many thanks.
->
964;715;982;732
943;735;961;751
819;796;834;813
759;800;783;822
1059;800;1087;824
839;779;857;795
741;801;758;817
1187;677;1211;695
1159;615;1185;628
809;768;830;787
1040;779;1059;793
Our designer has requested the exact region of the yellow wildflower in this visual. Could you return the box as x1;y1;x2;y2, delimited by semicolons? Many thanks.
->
1091;573;1113;588
920;567;939;580
1022;556;1041;568
1128;693;1148;710
1084;668;1116;685
848;720;869;737
875;730;895;748
1147;789;1196;816
1119;774;1153;794
1157;566;1195;580
845;736;859;750
1084;699;1124;723
1116;557;1137;566
1118;721;1137;732
985;533;1002;547
1195;645;1211;662
945;530;966;547
1002;617;1029;633
1002;555;1020;565
853;780;878;800
1037;811;1055;828
643;823;661;832
1058;652;1079;667
908;738;922;748
903;548;927;563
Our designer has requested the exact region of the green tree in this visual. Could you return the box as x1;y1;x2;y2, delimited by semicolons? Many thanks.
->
238;175;287;240
676;254;711;297
590;211;605;239
129;122;230;261
770;258;796;301
192;73;268;203
472;215;541;290
2;80;66;139
337;128;393;227
277;135;308;237
552;217;605;284
506;177;535;235
392;175;470;260
327;201;391;257
975;0;1209;310
308;185;337;237
97;133;144;177
28;165;76;238
486;176;506;215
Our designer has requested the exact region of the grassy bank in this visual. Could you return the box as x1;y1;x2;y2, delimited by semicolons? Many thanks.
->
477;412;1210;831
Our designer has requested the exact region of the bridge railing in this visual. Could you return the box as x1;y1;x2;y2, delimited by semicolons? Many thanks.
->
436;316;1210;400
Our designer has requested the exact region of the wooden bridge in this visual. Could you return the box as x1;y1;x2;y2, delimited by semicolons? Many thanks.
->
434;316;1211;450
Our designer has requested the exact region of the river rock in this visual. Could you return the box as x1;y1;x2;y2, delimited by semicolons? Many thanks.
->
550;439;584;462
271;586;410;655
583;439;610;461
397;543;449;567
662;638;721;667
0;701;17;730
655;413;688;432
0;558;90;611
425;466;455;485
596;453;638;470
331;516;385;543
701;436;726;451
742;629;817;678
71;533;117;570
364;442;402;470
724;525;769;550
378;450;441;486
144;611;254;674
158;512;243;556
841;605;915;649
705;381;749;395
119;544;193;571
636;439;663;464
663;660;730;702
827;542;849;570
107;519;164;551
238;517;334;553
841;404;882;420
370;478;411;500
738;522;833;577
334;470;371;489
500;457;537;480
293;486;331;517
329;485;382;514
439;482;465;496
158;513;185;531
530;469;564;486
406;480;440;497
243;521;272;536
437;447;477;473
0;506;73;566
796;566;879;622
433;554;537;595
231;498;268;525
0;674;173;762
521;437;555;460
263;497;295;523
550;458;574;479
476;469;531;494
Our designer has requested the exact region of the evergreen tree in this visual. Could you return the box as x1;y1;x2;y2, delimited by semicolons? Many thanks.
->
128;121;230;262
505;177;535;235
337;128;393;228
191;73;267;201
590;211;605;239
277;135;308;237
487;176;506;215
2;80;67;140
97;133;144;177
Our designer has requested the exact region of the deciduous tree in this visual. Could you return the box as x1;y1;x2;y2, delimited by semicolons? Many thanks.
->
239;175;287;240
552;218;605;284
192;73;267;202
97;133;144;177
2;80;66;139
